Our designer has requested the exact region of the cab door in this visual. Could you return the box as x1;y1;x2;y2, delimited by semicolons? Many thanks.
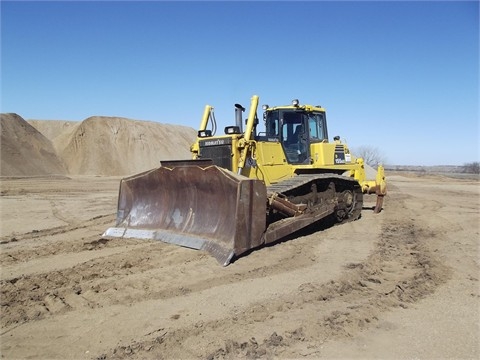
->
281;111;309;164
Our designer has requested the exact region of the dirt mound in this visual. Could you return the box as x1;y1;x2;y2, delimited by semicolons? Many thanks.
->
2;115;197;177
53;116;196;176
27;120;78;142
0;113;67;176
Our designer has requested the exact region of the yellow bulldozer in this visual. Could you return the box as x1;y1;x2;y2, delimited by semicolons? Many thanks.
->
104;95;386;265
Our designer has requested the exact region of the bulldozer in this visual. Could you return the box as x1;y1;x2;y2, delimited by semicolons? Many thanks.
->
104;95;386;265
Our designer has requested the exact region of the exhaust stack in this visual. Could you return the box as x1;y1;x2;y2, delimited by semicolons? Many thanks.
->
234;103;245;133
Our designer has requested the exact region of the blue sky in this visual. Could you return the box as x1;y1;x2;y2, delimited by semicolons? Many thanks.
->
1;1;478;166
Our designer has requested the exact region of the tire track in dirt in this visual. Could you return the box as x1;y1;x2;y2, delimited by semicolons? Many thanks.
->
0;214;115;245
0;180;455;359
0;176;119;195
0;214;117;269
0;223;375;359
97;186;451;359
0;220;343;333
2;171;366;336
0;176;119;240
0;241;174;330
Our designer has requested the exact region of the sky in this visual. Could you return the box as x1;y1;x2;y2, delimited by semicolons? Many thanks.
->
1;1;478;166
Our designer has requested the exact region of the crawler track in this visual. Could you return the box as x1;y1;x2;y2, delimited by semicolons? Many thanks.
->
263;174;363;244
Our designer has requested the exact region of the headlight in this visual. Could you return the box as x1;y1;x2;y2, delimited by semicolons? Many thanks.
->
224;126;241;134
198;130;212;137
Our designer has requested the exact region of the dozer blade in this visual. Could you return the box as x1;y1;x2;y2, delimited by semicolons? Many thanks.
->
103;161;267;266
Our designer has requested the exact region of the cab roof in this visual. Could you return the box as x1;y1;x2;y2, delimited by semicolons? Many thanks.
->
263;104;326;112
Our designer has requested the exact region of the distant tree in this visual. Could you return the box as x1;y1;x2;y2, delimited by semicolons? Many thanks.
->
462;161;480;174
352;146;387;168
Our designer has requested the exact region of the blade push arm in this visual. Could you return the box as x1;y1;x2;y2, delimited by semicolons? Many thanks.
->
237;95;259;174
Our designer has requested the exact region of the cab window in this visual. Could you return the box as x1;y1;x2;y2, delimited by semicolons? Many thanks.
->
308;113;327;141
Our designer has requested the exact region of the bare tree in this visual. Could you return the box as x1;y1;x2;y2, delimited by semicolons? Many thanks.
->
462;161;480;174
352;146;387;168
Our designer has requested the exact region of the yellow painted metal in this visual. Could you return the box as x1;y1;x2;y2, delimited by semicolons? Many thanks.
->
190;95;386;198
249;142;294;186
346;158;387;196
243;142;292;185
230;136;242;174
199;105;212;131
191;142;200;159
191;105;212;159
309;142;353;167
237;95;259;173
376;165;387;195
244;95;259;142
267;104;326;113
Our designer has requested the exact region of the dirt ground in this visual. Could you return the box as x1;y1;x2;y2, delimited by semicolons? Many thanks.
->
0;173;478;359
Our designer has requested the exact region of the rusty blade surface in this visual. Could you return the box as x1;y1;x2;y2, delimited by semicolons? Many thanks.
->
103;163;267;266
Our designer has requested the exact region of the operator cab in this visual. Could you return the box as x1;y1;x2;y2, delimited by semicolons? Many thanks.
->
262;100;328;164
